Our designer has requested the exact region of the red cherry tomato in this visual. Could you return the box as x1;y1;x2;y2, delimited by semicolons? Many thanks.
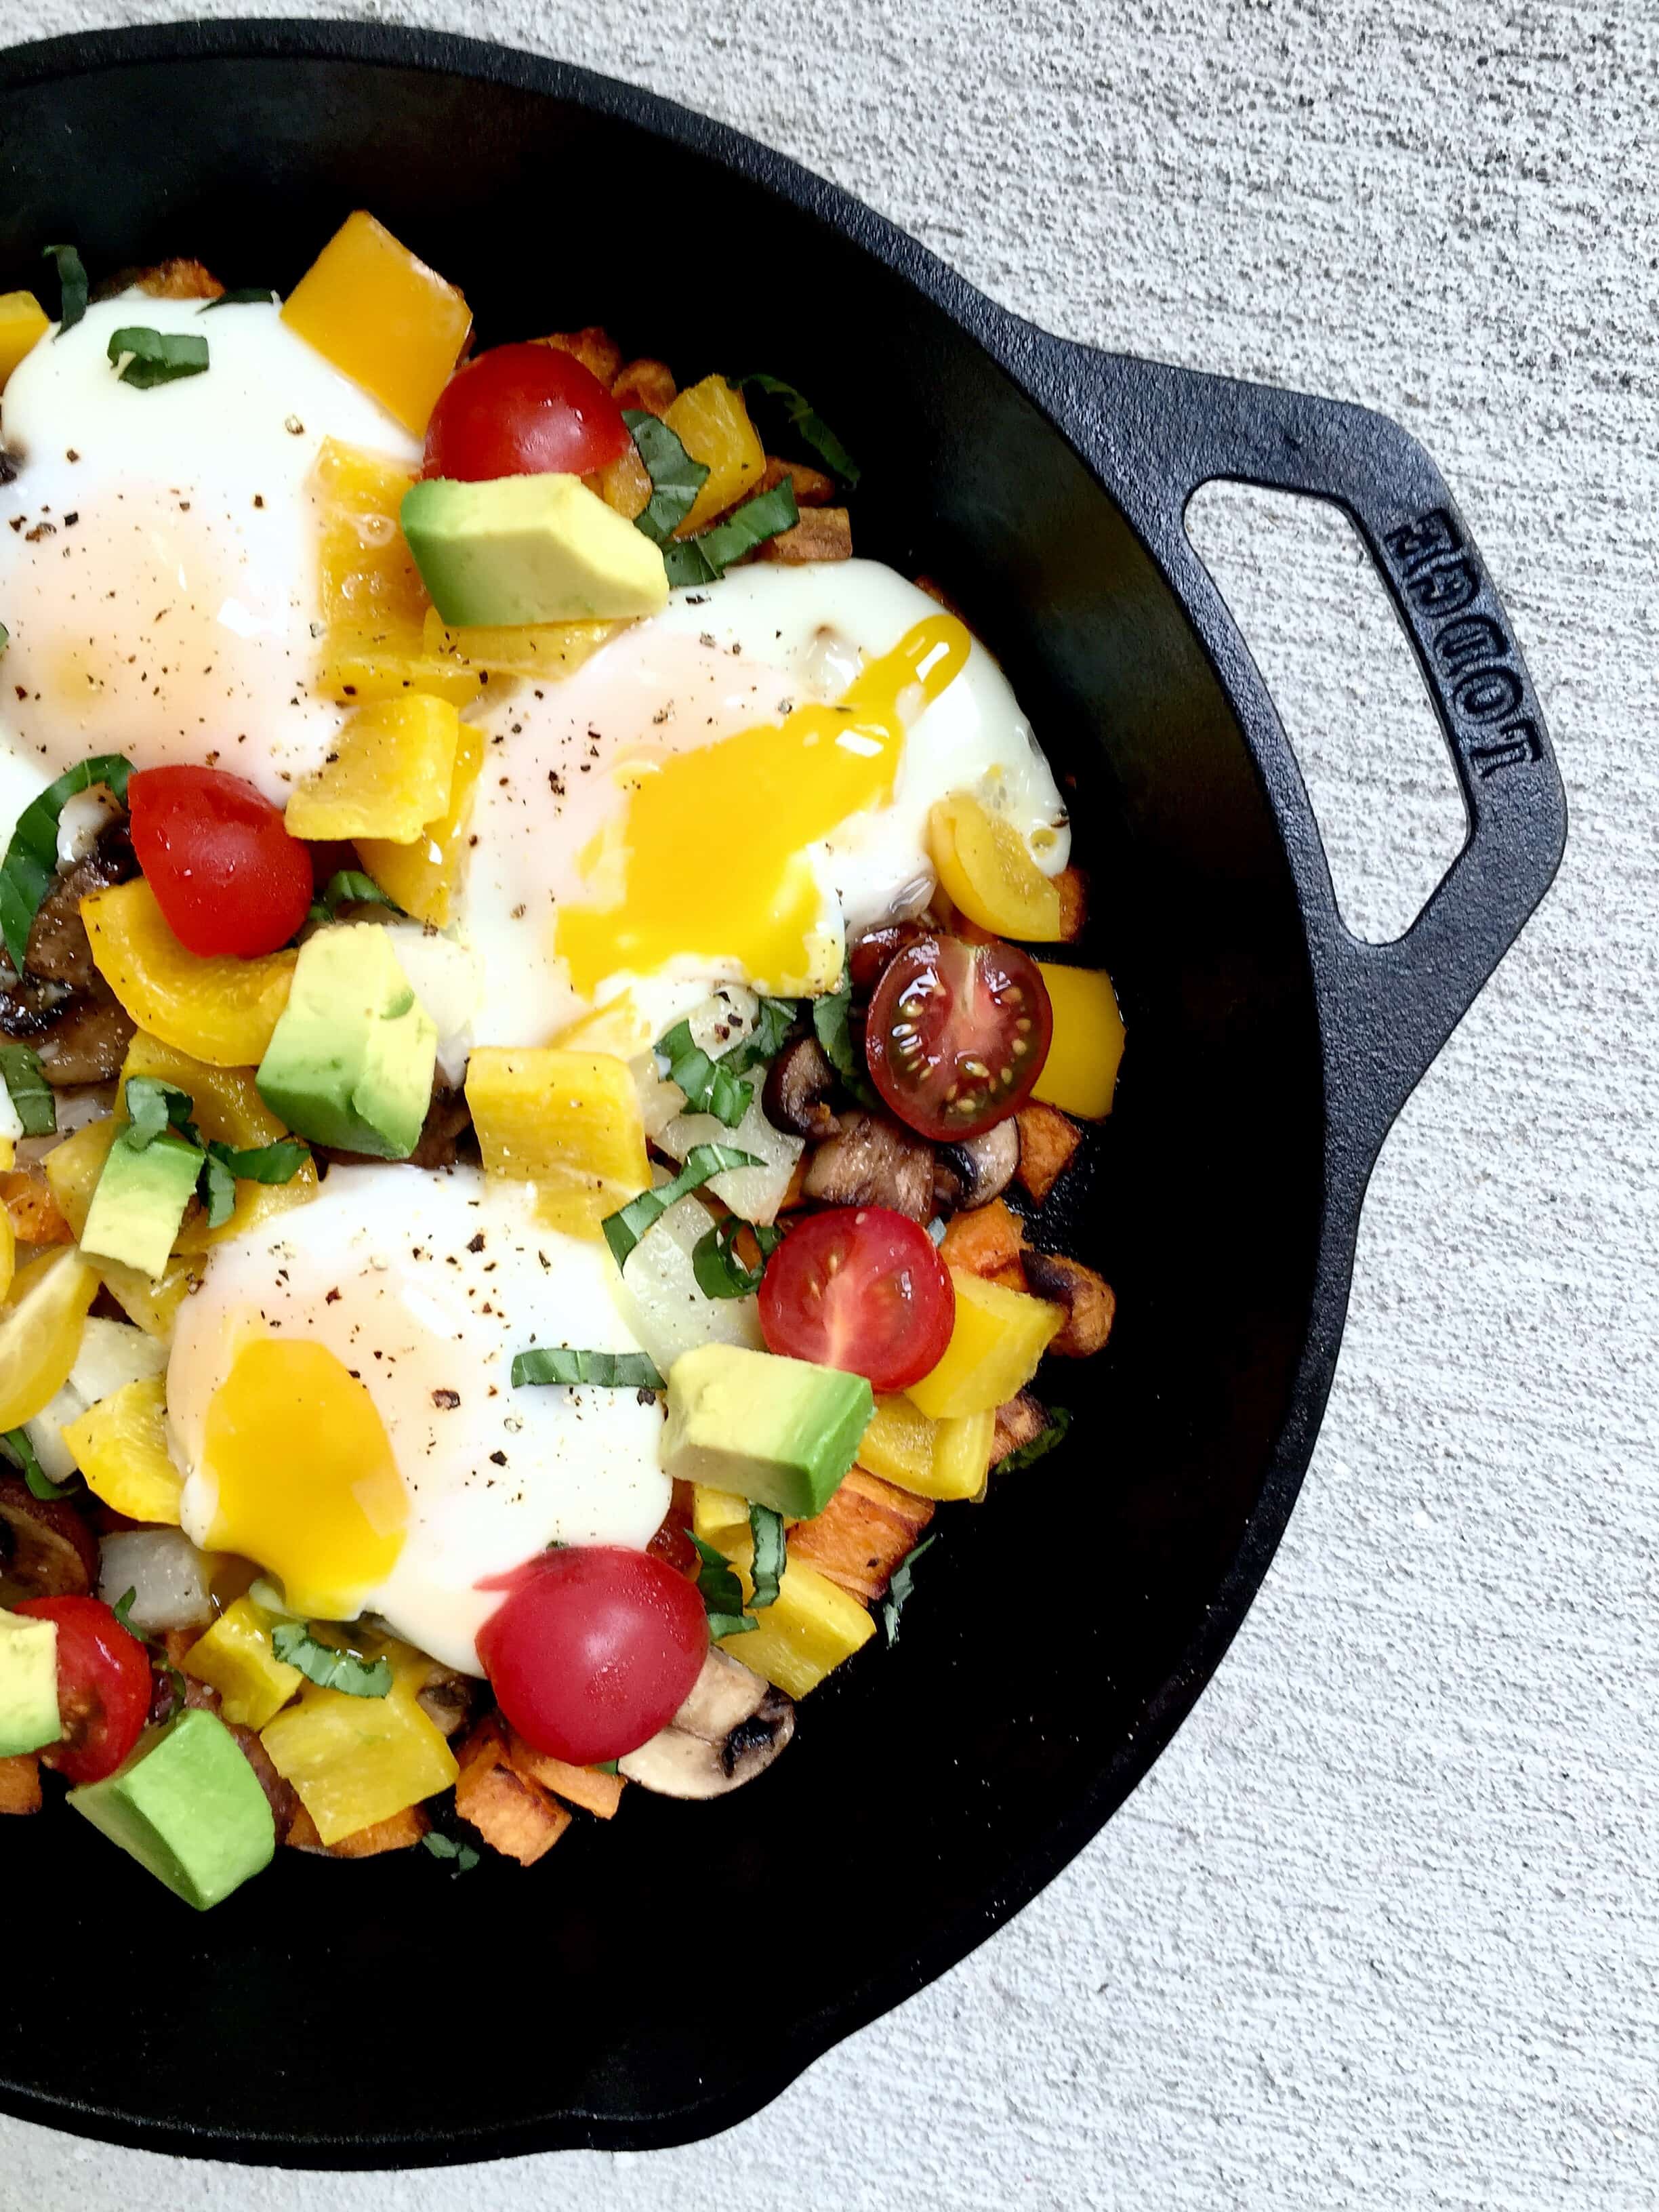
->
476;1546;708;1766
127;765;313;958
758;1205;955;1393
865;932;1052;1141
12;1595;151;1786
422;344;632;482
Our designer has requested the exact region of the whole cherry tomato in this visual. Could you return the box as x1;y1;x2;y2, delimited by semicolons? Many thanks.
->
423;344;632;480
758;1205;955;1393
13;1594;152;1786
865;932;1052;1141
127;764;312;958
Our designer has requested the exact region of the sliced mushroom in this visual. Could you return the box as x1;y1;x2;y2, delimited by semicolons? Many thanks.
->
24;827;137;987
0;1473;98;1606
802;1109;935;1222
415;1662;481;1739
932;1118;1021;1216
762;1034;842;1138
34;982;137;1086
617;1647;795;1799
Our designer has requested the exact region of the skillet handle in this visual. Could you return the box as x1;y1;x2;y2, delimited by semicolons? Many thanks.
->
1042;344;1568;1176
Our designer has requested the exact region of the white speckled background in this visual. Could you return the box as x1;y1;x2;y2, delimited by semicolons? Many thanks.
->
3;3;1654;2205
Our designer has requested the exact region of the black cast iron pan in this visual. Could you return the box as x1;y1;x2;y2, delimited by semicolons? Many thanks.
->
0;20;1565;2167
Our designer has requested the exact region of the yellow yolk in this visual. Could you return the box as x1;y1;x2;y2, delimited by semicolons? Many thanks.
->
199;1338;409;1618
556;613;972;998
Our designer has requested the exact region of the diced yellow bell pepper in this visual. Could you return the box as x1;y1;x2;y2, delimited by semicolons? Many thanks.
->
316;631;483;712
95;1253;199;1340
421;607;622;682
693;1485;751;1545
907;1270;1063;1421
465;1047;650;1241
928;792;1063;941
42;1118;115;1242
182;1595;304;1729
354;718;484;926
82;879;296;1068
117;1033;318;1251
0;291;49;392
261;1650;459;1846
62;1374;182;1525
550;991;654;1059
285;693;459;844
281;211;471;436
716;1539;874;1697
0;1248;97;1429
663;375;765;535
1031;962;1125;1120
857;1393;996;1502
313;439;428;634
0;1206;13;1303
0;1139;13;1174
596;444;651;523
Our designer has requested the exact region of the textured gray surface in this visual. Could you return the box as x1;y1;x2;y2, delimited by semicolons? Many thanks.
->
2;3;1654;2206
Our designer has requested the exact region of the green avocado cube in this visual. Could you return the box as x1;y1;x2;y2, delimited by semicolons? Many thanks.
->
68;1708;275;1911
661;1344;873;1519
79;1128;203;1279
0;1605;61;1758
256;922;436;1160
401;473;670;628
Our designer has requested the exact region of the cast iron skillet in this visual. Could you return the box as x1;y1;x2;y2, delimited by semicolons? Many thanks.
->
0;20;1565;2169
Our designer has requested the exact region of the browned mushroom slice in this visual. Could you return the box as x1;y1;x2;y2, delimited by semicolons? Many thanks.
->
617;1647;795;1799
0;1474;98;1606
762;1034;841;1139
932;1118;1021;1216
34;983;136;1086
802;1109;935;1222
1021;1249;1117;1357
415;1661;480;1739
24;830;138;987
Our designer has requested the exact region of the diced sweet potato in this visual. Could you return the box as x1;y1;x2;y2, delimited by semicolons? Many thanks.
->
611;357;676;416
754;507;853;564
990;1389;1050;1466
788;1467;935;1603
285;1801;429;1856
1015;1102;1082;1204
1021;1248;1115;1357
0;1754;41;1814
776;1155;808;1212
1055;866;1087;943
455;1715;572;1865
1;1166;74;1246
536;326;623;384
505;1732;625;1819
939;1197;1026;1280
756;455;835;506
122;258;224;301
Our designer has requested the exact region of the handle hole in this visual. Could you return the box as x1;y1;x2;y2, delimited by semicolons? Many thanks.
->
1185;483;1468;944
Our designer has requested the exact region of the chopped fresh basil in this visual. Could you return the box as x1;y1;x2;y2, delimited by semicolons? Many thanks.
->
207;1137;311;1187
663;479;798;588
0;753;132;975
811;984;880;1109
2;1427;70;1502
107;325;210;390
623;410;709;545
117;1078;305;1227
732;996;799;1071
422;1832;480;1872
877;1532;938;1647
748;1504;786;1612
692;1213;783;1300
654;1018;753;1128
690;1533;755;1639
199;288;280;310
510;1347;665;1391
270;1622;392;1699
593;1759;620;1776
735;374;861;488
199;1150;237;1230
123;1076;199;1151
0;626;8;657
0;1044;55;1137
307;868;401;926
41;244;87;334
109;1586;142;1640
602;1145;762;1272
996;1406;1072;1475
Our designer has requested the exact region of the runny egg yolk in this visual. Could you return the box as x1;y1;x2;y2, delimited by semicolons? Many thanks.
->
556;613;972;998
199;1338;409;1618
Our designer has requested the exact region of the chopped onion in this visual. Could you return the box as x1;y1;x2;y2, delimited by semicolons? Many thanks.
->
97;1528;216;1633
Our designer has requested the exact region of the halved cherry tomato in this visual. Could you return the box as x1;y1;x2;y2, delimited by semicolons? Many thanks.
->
127;765;313;959
477;1546;708;1766
422;344;632;481
13;1593;151;1786
758;1204;955;1393
865;932;1052;1141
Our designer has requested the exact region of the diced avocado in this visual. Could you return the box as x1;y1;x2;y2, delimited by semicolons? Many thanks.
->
255;922;436;1160
661;1344;873;1519
79;1129;201;1279
0;1605;61;1758
68;1708;275;1911
401;473;670;628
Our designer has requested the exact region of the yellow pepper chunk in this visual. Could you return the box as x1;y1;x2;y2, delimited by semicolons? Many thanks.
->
0;1248;97;1429
354;718;484;926
0;291;49;391
261;1656;458;1847
857;1394;996;1502
421;607;622;682
114;1033;319;1250
43;1117;115;1242
663;375;765;535
285;693;459;844
907;1270;1063;1421
465;1048;649;1241
62;1375;182;1525
316;632;483;712
928;792;1063;941
692;1485;751;1546
95;1254;199;1340
82;879;296;1068
1031;962;1126;1120
0;1206;14;1305
182;1595;304;1730
715;1538;874;1697
281;211;471;436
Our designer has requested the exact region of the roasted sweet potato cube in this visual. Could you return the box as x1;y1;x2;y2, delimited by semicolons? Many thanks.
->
1015;1103;1082;1204
115;258;224;300
991;1389;1050;1466
756;455;836;506
1055;866;1087;943
788;1467;935;1603
286;1801;429;1856
1;1166;74;1246
939;1196;1026;1280
456;1756;570;1866
0;1755;41;1814
506;1732;625;1819
536;326;623;384
611;357;676;415
754;507;853;564
1021;1249;1115;1357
